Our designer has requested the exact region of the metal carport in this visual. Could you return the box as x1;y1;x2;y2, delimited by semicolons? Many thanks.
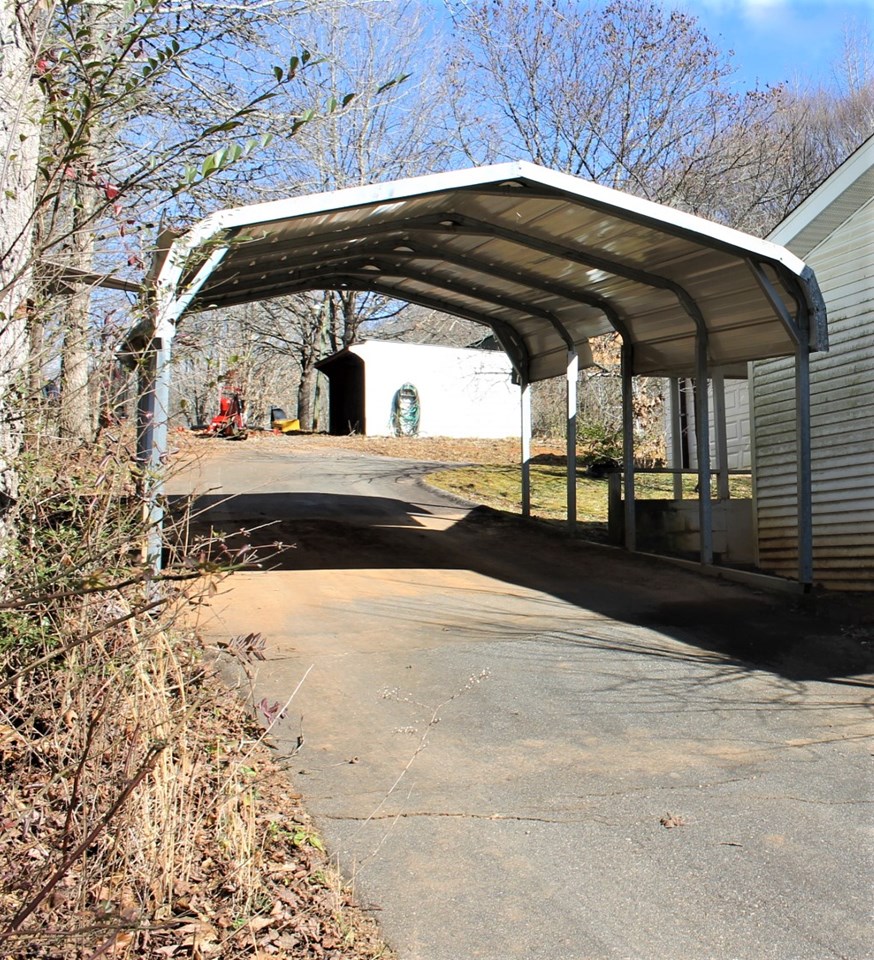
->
134;162;827;584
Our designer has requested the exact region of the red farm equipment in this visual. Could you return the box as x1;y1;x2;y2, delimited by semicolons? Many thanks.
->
206;373;248;440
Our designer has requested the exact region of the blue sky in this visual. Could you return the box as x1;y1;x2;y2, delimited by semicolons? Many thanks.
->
679;0;873;90
434;1;872;92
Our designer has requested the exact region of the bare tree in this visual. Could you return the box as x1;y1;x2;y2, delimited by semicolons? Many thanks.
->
171;303;299;429
441;0;874;446
0;0;43;542
226;0;455;428
5;0;319;441
672;23;872;236
445;0;779;203
238;295;331;431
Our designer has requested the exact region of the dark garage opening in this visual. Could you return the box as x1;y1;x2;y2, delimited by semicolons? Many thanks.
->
317;349;366;435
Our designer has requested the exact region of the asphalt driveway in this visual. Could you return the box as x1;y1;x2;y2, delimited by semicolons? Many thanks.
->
172;441;873;960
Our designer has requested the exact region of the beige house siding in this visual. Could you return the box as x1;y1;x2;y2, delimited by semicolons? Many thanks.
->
752;195;874;589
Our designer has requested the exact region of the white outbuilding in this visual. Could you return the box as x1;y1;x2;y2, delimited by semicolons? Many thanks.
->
316;339;519;439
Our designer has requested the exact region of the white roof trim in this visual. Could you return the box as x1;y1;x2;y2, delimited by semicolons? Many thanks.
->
176;160;812;278
769;135;874;250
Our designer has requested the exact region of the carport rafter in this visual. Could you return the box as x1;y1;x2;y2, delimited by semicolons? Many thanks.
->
293;261;561;328
209;238;626;337
262;260;572;345
276;275;533;383
745;259;801;345
205;208;708;342
199;210;703;350
424;213;707;329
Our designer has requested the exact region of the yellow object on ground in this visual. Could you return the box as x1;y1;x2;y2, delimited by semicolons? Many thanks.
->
273;418;301;433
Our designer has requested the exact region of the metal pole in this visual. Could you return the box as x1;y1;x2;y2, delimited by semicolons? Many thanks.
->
136;350;156;480
621;340;636;551
520;379;531;518
796;342;813;587
695;333;713;565
145;334;173;571
713;368;730;501
137;240;227;573
669;378;683;500
566;348;578;531
747;373;761;571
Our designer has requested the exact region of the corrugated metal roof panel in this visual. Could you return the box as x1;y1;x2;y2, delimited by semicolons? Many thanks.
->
153;161;826;384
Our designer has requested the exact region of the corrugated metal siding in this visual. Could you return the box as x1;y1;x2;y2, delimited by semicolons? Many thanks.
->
752;197;874;588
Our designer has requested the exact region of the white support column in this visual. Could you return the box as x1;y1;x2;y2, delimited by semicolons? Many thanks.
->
713;368;730;501
520;379;531;518
796;342;813;587
621;341;636;551
566;348;578;531
144;333;173;571
669;378;683;499
136;351;156;479
695;334;713;566
138;239;229;572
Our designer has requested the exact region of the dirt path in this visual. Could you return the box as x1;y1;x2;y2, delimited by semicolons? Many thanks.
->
172;429;575;471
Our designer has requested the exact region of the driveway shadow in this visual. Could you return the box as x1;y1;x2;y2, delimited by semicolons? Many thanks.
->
170;491;874;689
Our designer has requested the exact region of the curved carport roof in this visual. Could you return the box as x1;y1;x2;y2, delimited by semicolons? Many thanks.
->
149;161;827;381
139;162;827;585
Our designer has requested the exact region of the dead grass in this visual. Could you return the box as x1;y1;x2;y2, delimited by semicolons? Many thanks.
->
0;429;393;959
178;429;557;466
0;424;749;958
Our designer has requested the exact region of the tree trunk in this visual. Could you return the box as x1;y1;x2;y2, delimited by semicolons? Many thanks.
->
58;180;95;440
297;359;318;432
339;290;360;347
0;2;41;537
27;308;46;413
312;372;325;433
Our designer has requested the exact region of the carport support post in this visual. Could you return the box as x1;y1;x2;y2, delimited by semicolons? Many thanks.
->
135;239;228;573
566;348;578;531
520;379;531;518
621;340;636;551
713;369;730;501
136;333;173;571
695;334;713;566
668;378;683;500
135;349;156;479
796;340;813;587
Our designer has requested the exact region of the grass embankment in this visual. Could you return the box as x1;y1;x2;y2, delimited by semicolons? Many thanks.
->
428;463;753;529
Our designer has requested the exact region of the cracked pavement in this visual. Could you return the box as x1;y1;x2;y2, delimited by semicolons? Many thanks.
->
175;443;874;960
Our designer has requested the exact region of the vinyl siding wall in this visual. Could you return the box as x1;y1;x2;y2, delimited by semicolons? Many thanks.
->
751;198;874;589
